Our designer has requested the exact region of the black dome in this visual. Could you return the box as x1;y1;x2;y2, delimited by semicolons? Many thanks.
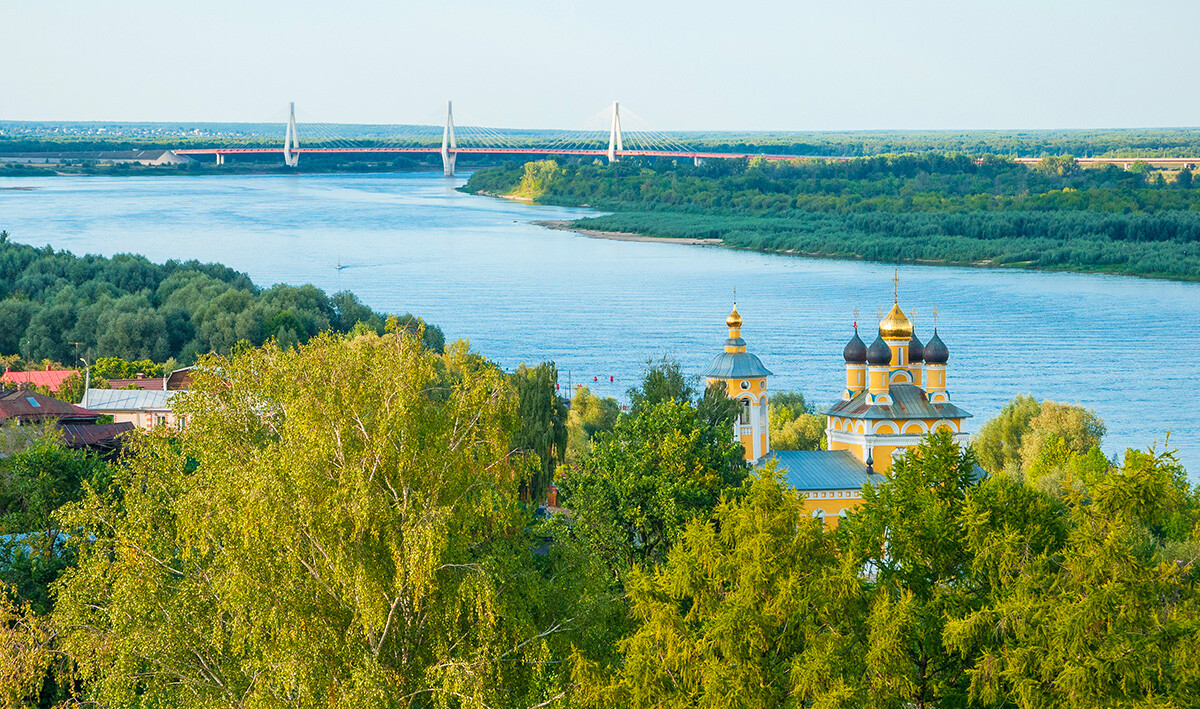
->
843;327;867;364
908;330;924;363
866;333;892;366
924;329;949;364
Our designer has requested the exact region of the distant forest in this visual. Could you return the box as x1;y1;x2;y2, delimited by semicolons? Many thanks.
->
0;232;443;364
464;155;1200;280
6;124;1200;158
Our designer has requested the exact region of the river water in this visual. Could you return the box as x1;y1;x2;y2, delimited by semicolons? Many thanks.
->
1;172;1197;472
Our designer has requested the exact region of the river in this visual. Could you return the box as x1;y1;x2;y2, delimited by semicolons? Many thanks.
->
1;172;1197;472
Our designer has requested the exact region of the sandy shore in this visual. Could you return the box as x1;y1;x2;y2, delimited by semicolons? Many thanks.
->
533;220;722;246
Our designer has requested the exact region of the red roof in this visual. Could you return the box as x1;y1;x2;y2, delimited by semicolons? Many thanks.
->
108;377;166;390
0;390;99;422
0;368;78;393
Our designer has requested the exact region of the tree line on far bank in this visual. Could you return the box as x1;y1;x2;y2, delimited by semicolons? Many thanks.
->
4;328;1198;708
464;156;1200;280
0;231;443;366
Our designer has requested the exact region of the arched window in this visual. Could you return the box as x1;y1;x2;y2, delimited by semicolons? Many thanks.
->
812;508;827;522
739;398;751;424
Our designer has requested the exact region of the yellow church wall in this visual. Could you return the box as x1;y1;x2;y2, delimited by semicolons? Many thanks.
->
829;439;863;460
870;445;903;473
800;493;863;528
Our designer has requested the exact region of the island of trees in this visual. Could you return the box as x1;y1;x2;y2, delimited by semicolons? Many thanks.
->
464;154;1200;280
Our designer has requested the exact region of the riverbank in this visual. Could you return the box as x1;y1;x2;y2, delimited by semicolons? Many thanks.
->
3;171;1197;469
464;159;1200;282
533;220;723;246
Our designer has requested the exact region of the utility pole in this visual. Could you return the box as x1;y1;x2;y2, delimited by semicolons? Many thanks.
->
78;354;91;406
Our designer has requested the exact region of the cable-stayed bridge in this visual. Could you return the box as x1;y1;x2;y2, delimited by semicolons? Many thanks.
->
173;101;816;175
170;100;1200;174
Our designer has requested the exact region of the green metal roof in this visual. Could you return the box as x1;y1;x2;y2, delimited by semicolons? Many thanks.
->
700;352;773;379
763;449;883;491
823;383;971;420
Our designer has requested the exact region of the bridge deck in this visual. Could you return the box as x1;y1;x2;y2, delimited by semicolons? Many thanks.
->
171;146;1200;167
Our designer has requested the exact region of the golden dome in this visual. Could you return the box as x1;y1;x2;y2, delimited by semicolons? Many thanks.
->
726;304;742;329
879;302;913;340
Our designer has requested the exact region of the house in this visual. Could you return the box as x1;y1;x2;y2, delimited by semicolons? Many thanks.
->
0;366;78;394
80;388;181;430
0;388;134;454
0;389;99;425
57;422;136;456
107;366;194;392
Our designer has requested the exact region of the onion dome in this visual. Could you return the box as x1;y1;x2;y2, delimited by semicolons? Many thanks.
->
908;330;924;363
843;327;867;364
879;302;913;340
866;333;892;366
923;328;949;364
726;305;742;329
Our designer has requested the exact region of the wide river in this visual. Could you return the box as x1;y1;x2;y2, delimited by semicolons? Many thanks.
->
1;172;1197;472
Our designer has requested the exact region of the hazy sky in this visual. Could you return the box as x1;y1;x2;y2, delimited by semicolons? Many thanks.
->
5;1;1198;131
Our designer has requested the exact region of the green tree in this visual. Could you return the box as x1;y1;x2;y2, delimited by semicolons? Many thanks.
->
947;446;1200;708
575;466;840;708
769;391;825;451
0;431;111;613
91;356;164;380
836;430;982;709
972;395;1105;479
511;362;568;503
971;393;1041;475
565;386;620;463
1036;154;1081;177
627;357;694;413
771;413;826;451
558;369;746;578
0;587;55;709
1018;400;1106;475
54;332;576;708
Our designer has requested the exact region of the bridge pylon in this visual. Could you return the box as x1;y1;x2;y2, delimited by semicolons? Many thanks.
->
441;100;457;176
283;102;300;167
607;100;623;163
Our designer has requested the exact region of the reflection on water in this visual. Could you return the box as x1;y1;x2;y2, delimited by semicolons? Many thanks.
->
2;172;1197;472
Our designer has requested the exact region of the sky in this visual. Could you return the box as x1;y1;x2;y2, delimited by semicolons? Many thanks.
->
5;0;1199;131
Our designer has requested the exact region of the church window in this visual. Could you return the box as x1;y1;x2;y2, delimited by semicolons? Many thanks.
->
739;399;751;424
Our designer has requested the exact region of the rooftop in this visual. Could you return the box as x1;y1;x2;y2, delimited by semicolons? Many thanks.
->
700;351;773;379
58;422;135;451
823;383;971;421
0;368;77;393
0;390;98;422
765;449;883;491
82;388;176;411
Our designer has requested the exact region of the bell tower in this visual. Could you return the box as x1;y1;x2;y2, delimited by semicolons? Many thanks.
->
701;302;773;461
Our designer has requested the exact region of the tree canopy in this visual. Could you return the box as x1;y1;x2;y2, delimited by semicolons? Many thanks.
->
0;233;442;364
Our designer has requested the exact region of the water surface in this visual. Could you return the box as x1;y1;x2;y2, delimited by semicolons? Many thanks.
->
1;173;1196;471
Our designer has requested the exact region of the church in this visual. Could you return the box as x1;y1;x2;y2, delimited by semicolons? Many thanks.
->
700;280;971;522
